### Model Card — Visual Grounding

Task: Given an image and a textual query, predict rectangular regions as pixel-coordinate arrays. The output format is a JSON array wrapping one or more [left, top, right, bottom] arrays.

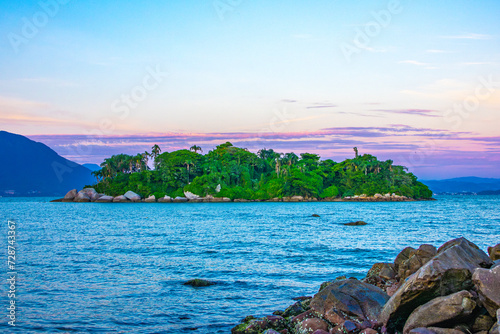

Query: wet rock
[[310, 278, 389, 323], [397, 244, 437, 281], [232, 315, 287, 334], [472, 266, 500, 317], [63, 189, 77, 202], [364, 263, 396, 285], [408, 328, 464, 334], [471, 313, 495, 333], [403, 290, 476, 334], [312, 214, 320, 217], [144, 195, 156, 202], [283, 299, 310, 318], [95, 195, 113, 203], [312, 330, 329, 334], [74, 191, 90, 202], [344, 221, 367, 226], [360, 329, 378, 334], [298, 318, 329, 334], [113, 195, 129, 203], [380, 237, 493, 333], [124, 190, 141, 202], [183, 279, 215, 287], [488, 244, 500, 261]]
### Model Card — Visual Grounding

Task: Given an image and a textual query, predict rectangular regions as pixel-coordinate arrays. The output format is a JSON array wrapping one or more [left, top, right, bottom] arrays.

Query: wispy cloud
[[440, 33, 493, 40], [372, 109, 440, 117], [306, 103, 338, 109], [398, 60, 430, 66]]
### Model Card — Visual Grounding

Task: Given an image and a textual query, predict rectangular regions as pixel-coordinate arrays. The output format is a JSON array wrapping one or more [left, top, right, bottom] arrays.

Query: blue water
[[0, 196, 499, 333]]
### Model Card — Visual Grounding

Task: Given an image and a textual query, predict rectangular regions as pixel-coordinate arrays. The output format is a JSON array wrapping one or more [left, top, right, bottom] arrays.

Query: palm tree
[[151, 145, 161, 167], [184, 159, 194, 183], [190, 145, 203, 153], [353, 147, 359, 158]]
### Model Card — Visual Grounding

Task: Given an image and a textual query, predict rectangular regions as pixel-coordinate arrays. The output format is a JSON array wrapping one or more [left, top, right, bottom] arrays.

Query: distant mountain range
[[421, 177, 500, 194], [0, 131, 96, 196]]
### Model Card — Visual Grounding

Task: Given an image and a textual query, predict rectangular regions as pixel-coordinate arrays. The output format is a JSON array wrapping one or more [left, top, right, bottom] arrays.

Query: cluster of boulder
[[231, 238, 500, 334], [52, 189, 424, 203], [342, 193, 414, 201], [50, 188, 233, 203]]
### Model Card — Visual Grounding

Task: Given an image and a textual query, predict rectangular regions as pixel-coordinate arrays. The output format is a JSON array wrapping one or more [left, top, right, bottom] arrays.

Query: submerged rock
[[183, 279, 215, 287], [344, 221, 367, 226]]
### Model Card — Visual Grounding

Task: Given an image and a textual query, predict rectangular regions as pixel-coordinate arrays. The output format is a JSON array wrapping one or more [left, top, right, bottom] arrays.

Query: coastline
[[50, 188, 436, 203]]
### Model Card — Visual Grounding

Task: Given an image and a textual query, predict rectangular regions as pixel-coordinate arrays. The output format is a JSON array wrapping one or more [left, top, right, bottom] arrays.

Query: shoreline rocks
[[231, 237, 499, 334], [51, 188, 435, 203]]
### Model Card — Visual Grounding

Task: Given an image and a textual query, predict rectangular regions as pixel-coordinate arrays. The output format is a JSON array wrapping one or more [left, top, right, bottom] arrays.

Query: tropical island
[[68, 142, 433, 202]]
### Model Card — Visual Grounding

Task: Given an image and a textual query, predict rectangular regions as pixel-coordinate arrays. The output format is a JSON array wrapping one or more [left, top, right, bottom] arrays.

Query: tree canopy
[[89, 143, 433, 200]]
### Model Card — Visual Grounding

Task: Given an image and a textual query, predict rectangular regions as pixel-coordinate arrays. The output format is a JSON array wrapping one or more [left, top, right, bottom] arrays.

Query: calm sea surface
[[0, 196, 499, 333]]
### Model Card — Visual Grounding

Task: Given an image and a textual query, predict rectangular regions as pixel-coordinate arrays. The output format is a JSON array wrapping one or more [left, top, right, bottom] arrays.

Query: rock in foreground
[[231, 237, 499, 334]]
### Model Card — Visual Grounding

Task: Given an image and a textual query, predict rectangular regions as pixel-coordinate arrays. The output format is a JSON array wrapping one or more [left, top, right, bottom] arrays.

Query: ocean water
[[0, 196, 499, 333]]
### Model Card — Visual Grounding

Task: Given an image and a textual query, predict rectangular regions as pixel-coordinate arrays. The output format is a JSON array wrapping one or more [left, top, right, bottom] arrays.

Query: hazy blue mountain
[[421, 177, 500, 194], [0, 131, 96, 196], [82, 163, 101, 172]]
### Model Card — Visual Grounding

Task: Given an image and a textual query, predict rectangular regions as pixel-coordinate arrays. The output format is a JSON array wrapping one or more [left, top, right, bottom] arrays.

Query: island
[[54, 143, 433, 203]]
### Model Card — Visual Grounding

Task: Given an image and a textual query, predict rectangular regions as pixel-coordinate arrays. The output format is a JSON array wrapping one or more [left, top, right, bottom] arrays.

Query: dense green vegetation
[[89, 143, 432, 200]]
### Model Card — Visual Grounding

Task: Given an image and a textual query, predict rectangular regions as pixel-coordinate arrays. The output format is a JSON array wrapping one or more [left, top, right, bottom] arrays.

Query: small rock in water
[[312, 214, 320, 217], [344, 221, 367, 226], [183, 279, 215, 287]]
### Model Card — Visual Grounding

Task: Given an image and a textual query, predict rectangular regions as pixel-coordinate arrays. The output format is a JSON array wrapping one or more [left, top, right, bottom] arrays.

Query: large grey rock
[[184, 191, 200, 200], [63, 189, 77, 202], [113, 195, 129, 203], [380, 237, 493, 332], [403, 290, 476, 334], [95, 195, 113, 203], [145, 195, 156, 203], [472, 266, 500, 317], [310, 278, 389, 324], [74, 191, 90, 202], [80, 188, 99, 201], [124, 191, 141, 202], [173, 196, 188, 203], [158, 195, 172, 203]]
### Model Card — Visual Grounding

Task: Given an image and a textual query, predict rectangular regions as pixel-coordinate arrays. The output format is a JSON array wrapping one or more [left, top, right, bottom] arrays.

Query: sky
[[1, 0, 499, 179]]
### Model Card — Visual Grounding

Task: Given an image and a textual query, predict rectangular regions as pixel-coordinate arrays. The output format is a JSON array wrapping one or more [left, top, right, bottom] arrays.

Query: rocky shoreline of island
[[50, 188, 436, 203], [228, 237, 500, 334]]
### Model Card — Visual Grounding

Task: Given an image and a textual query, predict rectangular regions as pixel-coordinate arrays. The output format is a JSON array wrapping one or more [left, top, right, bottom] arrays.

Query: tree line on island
[[88, 142, 433, 200]]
